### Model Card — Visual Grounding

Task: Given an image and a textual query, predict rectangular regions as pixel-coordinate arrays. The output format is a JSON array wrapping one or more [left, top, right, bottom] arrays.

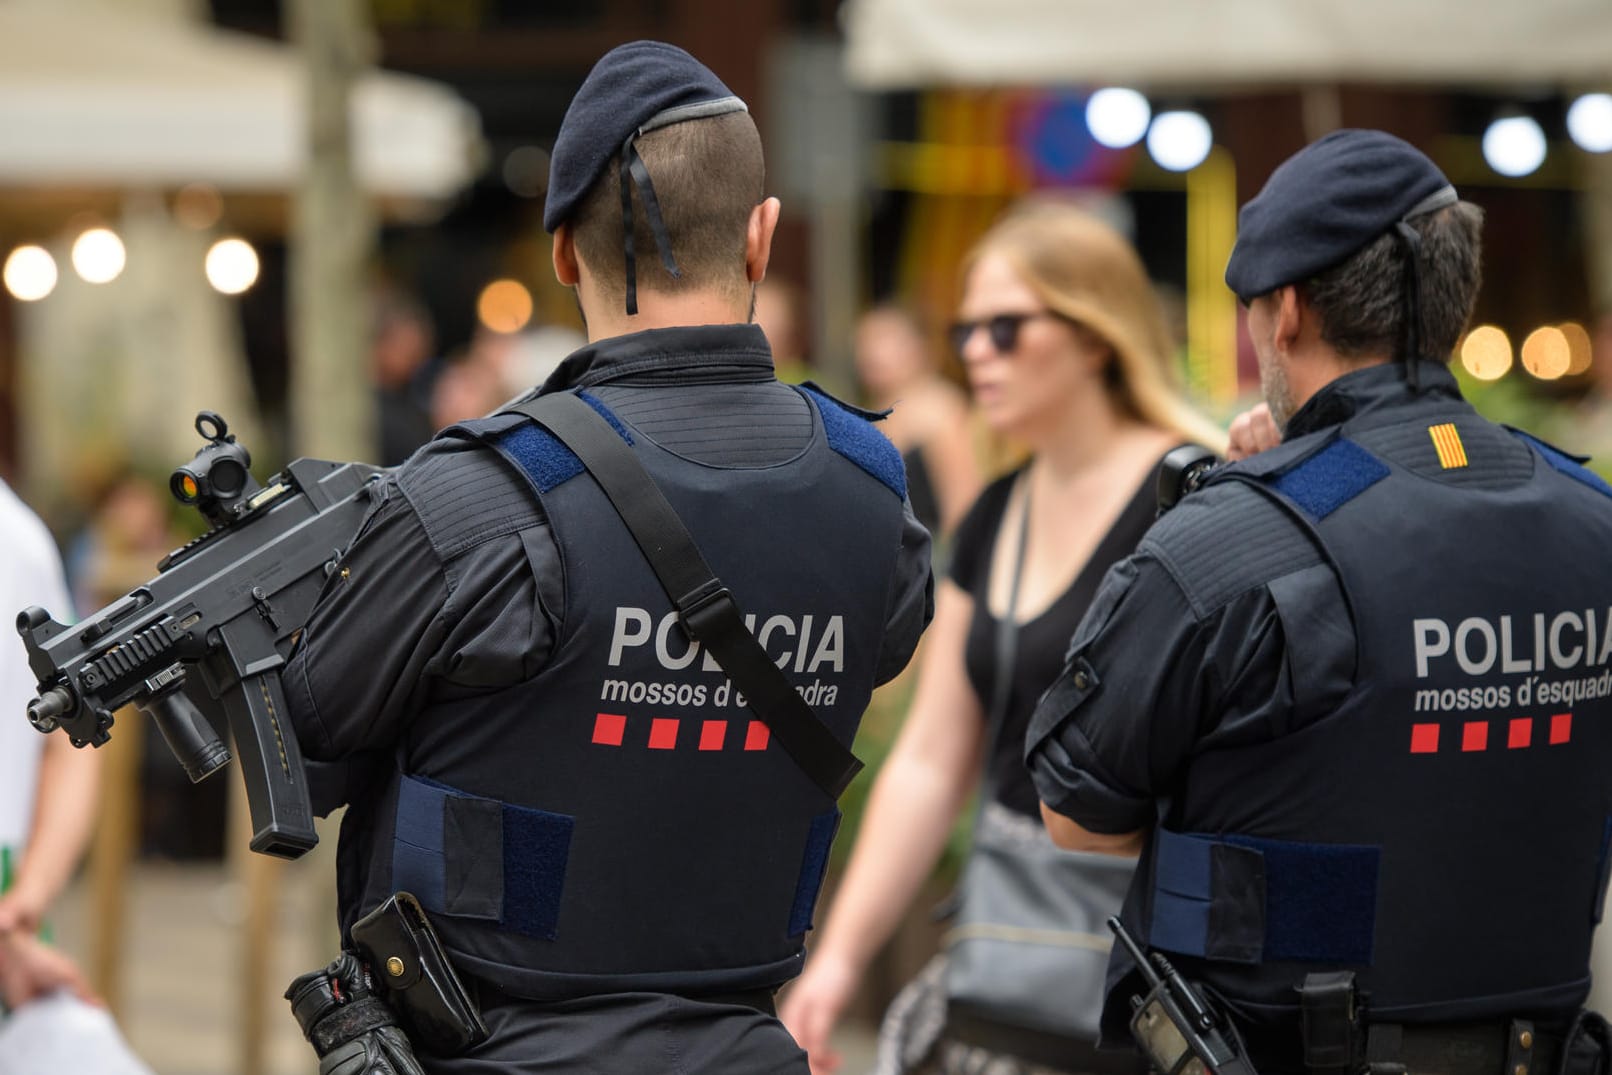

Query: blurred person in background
[[1028, 130, 1612, 1075], [0, 479, 152, 1074], [282, 41, 931, 1075], [782, 201, 1225, 1075], [371, 287, 439, 465], [853, 304, 982, 542]]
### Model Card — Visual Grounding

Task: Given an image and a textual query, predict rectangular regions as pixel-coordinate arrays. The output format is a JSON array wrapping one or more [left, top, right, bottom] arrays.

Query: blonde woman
[[782, 202, 1224, 1075]]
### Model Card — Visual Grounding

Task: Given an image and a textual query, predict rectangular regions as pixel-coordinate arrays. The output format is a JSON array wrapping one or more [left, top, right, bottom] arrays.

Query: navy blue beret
[[543, 40, 747, 233], [1224, 129, 1457, 301]]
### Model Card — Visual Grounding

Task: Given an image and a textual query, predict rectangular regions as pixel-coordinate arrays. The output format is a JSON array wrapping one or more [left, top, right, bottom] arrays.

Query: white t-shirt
[[0, 481, 73, 857]]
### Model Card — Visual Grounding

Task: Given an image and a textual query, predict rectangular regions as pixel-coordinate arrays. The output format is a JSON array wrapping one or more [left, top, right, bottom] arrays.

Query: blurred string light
[[4, 245, 58, 302], [1085, 88, 1151, 149], [1482, 115, 1547, 178], [1147, 110, 1212, 172], [1460, 325, 1513, 380], [205, 238, 259, 295], [503, 146, 551, 199], [1520, 325, 1571, 380], [1561, 320, 1593, 375], [71, 228, 126, 284], [174, 183, 224, 230], [1567, 94, 1612, 154], [477, 279, 533, 333]]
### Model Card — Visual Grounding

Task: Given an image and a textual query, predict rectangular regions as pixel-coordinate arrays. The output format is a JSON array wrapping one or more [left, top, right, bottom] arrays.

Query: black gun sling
[[506, 393, 863, 800]]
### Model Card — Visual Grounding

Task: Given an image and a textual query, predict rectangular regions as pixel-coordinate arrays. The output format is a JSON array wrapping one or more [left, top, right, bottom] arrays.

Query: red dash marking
[[1461, 721, 1488, 752], [1409, 723, 1440, 754], [1550, 712, 1573, 745], [744, 721, 770, 751], [1507, 718, 1533, 749], [699, 720, 728, 751], [592, 713, 626, 746], [648, 718, 680, 750]]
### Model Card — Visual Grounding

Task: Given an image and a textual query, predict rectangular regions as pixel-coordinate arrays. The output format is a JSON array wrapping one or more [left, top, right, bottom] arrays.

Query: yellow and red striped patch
[[1428, 423, 1468, 469]]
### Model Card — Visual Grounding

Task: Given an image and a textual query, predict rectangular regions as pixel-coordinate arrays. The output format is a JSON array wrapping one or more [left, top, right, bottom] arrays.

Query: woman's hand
[[779, 950, 861, 1074], [1226, 403, 1282, 461], [0, 932, 101, 1010]]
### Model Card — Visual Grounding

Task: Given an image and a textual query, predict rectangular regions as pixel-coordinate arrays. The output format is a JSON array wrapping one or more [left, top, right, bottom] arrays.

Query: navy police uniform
[[1026, 131, 1612, 1075], [287, 326, 932, 1073], [284, 41, 933, 1075]]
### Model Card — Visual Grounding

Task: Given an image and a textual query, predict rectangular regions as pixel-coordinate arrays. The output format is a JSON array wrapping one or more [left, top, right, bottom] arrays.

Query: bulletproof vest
[[1130, 394, 1612, 1031], [370, 386, 906, 1001]]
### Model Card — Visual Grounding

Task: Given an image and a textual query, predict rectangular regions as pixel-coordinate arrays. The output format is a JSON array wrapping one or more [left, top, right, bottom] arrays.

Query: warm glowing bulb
[[1562, 321, 1594, 376], [1147, 111, 1212, 172], [4, 245, 58, 302], [1520, 326, 1570, 380], [477, 279, 534, 334], [71, 228, 126, 284], [1460, 325, 1513, 381], [1086, 88, 1151, 149], [205, 238, 259, 295]]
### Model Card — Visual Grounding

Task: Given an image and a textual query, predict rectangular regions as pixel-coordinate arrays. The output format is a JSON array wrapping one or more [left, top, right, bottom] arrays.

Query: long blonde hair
[[962, 201, 1227, 453]]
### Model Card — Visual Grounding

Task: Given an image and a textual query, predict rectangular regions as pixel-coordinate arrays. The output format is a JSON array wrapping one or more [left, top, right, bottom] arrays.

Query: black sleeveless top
[[949, 462, 1159, 817]]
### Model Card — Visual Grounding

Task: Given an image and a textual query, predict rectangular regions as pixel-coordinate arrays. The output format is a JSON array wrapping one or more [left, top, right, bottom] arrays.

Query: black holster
[[1560, 1011, 1612, 1075], [349, 891, 489, 1056]]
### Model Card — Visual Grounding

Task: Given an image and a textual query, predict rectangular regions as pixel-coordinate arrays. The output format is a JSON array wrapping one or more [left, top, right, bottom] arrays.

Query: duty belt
[[1358, 1020, 1561, 1075]]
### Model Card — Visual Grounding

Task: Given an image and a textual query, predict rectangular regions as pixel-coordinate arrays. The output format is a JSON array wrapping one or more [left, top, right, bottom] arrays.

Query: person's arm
[[781, 580, 982, 1073], [0, 736, 99, 937], [1038, 802, 1144, 855]]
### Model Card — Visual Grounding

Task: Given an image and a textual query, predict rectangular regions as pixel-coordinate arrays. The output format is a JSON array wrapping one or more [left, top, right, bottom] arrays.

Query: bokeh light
[[1561, 321, 1594, 376], [4, 245, 58, 302], [1520, 326, 1570, 380], [1567, 94, 1612, 153], [502, 146, 551, 199], [1085, 88, 1151, 149], [1482, 115, 1546, 178], [174, 183, 224, 230], [1460, 325, 1513, 381], [71, 227, 126, 284], [1146, 110, 1212, 172], [205, 238, 260, 295], [477, 279, 533, 334]]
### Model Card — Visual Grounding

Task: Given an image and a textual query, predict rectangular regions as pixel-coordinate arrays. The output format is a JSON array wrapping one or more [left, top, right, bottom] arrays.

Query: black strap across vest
[[506, 393, 864, 800]]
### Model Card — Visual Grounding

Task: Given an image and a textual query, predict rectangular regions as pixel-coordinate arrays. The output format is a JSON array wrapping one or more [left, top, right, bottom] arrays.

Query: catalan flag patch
[[1429, 423, 1468, 469]]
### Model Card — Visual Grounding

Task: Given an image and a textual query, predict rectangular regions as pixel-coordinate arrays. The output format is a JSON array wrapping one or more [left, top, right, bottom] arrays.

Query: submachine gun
[[18, 412, 381, 859]]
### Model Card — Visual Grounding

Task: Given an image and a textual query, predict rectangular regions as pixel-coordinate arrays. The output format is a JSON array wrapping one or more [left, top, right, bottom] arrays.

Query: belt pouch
[[350, 891, 490, 1056], [1299, 971, 1359, 1075]]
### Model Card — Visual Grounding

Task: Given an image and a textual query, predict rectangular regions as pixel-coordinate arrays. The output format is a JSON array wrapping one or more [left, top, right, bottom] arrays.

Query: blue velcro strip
[[800, 386, 907, 499], [1150, 829, 1214, 957], [788, 809, 841, 936], [1225, 834, 1377, 964], [501, 801, 575, 941], [393, 775, 447, 913], [492, 392, 634, 494], [1270, 438, 1389, 520], [1513, 430, 1612, 500], [1152, 830, 1377, 966], [495, 422, 583, 493]]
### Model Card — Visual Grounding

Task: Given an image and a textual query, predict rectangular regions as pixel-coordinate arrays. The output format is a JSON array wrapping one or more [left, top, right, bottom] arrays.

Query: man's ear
[[1273, 285, 1303, 356], [552, 223, 580, 287], [745, 197, 782, 284]]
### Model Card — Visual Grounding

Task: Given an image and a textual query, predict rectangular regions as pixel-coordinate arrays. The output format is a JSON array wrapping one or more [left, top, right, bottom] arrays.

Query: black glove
[[287, 953, 428, 1075]]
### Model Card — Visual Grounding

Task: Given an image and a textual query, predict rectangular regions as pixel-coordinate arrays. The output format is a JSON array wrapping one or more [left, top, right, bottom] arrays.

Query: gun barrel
[[26, 686, 74, 732]]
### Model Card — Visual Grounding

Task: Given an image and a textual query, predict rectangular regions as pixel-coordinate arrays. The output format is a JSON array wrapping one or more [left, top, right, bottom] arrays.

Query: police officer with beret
[[1026, 128, 1612, 1075], [282, 41, 933, 1074]]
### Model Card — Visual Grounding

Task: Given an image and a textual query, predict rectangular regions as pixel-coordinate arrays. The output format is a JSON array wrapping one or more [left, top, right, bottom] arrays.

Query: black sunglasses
[[947, 311, 1073, 357]]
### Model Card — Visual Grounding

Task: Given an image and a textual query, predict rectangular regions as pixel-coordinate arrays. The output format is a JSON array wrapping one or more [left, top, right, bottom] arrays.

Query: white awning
[[843, 0, 1612, 91], [0, 3, 481, 201]]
